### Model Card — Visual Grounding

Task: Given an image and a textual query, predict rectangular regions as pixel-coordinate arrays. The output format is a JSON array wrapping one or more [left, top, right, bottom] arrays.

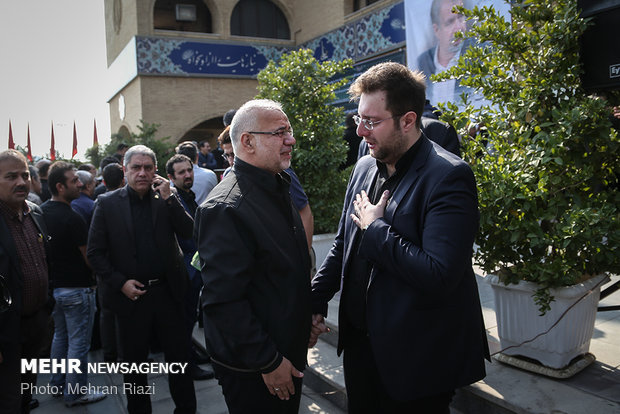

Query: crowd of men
[[0, 61, 489, 414]]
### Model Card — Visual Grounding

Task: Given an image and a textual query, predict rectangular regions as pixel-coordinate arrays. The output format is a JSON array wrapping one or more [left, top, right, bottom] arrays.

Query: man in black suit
[[87, 145, 196, 414], [0, 150, 51, 413], [310, 62, 488, 413]]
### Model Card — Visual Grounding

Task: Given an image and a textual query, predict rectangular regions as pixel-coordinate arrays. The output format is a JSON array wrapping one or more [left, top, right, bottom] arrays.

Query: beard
[[370, 128, 408, 165]]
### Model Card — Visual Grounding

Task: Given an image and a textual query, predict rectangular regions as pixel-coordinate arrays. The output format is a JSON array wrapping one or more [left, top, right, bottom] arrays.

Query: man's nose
[[285, 135, 296, 146], [356, 123, 369, 137]]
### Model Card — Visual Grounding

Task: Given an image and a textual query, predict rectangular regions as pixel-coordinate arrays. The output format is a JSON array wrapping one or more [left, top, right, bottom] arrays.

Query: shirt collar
[[376, 137, 423, 178], [0, 200, 31, 222], [233, 158, 290, 194]]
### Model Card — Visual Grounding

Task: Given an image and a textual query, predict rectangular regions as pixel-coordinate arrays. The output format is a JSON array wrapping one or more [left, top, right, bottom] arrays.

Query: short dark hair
[[0, 150, 28, 169], [223, 109, 237, 127], [175, 141, 198, 163], [198, 141, 209, 149], [166, 154, 193, 177], [116, 143, 129, 151], [78, 163, 96, 172], [102, 163, 124, 190], [348, 62, 426, 129], [28, 165, 39, 181], [100, 156, 120, 170], [48, 161, 75, 196]]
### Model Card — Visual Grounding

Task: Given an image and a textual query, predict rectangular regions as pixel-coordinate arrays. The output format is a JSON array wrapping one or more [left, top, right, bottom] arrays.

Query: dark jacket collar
[[233, 158, 291, 195]]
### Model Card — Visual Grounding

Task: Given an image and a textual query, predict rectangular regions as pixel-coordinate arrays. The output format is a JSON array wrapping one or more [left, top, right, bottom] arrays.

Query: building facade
[[104, 0, 406, 146]]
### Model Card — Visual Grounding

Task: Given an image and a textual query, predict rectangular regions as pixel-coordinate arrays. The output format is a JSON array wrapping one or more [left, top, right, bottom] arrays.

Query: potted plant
[[437, 0, 619, 370]]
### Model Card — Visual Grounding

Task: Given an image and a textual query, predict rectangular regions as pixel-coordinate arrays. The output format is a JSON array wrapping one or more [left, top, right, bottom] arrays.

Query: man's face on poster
[[434, 0, 467, 54]]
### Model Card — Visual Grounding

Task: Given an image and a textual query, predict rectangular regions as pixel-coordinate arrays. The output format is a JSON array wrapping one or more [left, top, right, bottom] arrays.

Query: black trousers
[[0, 307, 52, 414], [343, 327, 454, 414], [116, 284, 196, 414], [212, 363, 303, 414]]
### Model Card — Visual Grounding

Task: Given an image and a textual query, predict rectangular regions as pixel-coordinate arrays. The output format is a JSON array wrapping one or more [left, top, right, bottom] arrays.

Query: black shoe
[[28, 398, 39, 410], [190, 363, 215, 381]]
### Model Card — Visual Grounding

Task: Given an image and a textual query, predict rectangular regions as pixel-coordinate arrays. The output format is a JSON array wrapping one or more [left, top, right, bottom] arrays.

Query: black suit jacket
[[87, 186, 193, 316], [312, 136, 489, 400], [0, 201, 49, 353]]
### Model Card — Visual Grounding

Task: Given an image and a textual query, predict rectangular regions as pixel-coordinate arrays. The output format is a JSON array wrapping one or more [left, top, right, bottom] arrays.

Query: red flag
[[26, 124, 33, 162], [8, 120, 15, 149], [72, 122, 78, 158], [93, 119, 99, 146], [50, 122, 56, 161]]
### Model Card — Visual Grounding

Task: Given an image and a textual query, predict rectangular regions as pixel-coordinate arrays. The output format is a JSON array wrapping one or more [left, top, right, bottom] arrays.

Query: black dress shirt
[[127, 187, 165, 282], [343, 138, 422, 331]]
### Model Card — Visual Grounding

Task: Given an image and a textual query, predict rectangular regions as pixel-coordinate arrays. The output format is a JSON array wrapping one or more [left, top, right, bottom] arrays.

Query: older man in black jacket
[[194, 99, 311, 414], [87, 145, 196, 414]]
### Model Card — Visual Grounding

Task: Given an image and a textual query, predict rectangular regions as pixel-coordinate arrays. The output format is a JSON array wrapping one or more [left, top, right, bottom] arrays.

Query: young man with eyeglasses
[[194, 99, 311, 414], [309, 62, 489, 413]]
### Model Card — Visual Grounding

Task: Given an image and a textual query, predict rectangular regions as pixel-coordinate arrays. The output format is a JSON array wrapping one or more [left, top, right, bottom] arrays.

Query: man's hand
[[121, 279, 146, 301], [351, 190, 389, 230], [261, 357, 303, 400], [152, 174, 172, 200], [308, 314, 329, 348]]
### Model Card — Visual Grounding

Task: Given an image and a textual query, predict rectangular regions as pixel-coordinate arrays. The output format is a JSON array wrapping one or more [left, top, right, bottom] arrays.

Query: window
[[353, 0, 379, 12], [231, 0, 290, 40], [154, 0, 212, 33]]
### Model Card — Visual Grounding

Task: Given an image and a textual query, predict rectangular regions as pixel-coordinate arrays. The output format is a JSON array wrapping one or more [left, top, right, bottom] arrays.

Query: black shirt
[[343, 138, 422, 331], [127, 187, 165, 282], [176, 188, 198, 219], [40, 200, 93, 288]]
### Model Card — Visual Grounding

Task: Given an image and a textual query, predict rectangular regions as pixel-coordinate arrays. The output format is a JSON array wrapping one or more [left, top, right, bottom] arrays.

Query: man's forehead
[[129, 155, 154, 166], [0, 159, 28, 174], [174, 161, 192, 171]]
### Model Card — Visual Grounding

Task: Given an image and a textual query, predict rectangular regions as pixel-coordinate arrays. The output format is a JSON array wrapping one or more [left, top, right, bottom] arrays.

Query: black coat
[[312, 136, 489, 400], [87, 186, 192, 316], [194, 159, 311, 373]]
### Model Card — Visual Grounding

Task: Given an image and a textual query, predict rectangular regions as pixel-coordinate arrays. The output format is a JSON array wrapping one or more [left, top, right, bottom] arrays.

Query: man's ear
[[401, 111, 418, 133], [240, 133, 255, 153]]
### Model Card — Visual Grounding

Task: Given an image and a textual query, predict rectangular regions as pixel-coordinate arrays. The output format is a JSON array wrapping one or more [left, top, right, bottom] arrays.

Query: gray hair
[[124, 145, 157, 169], [75, 170, 94, 186], [229, 99, 284, 154]]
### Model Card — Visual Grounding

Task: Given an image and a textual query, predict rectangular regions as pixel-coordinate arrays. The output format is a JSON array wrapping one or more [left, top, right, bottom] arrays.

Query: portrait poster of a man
[[405, 0, 510, 110]]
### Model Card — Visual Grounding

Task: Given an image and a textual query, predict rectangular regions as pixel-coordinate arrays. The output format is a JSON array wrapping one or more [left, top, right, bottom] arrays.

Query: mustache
[[14, 185, 28, 193]]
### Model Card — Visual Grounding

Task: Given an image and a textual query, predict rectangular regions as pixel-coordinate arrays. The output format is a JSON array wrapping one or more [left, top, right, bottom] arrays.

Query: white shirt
[[192, 164, 217, 205]]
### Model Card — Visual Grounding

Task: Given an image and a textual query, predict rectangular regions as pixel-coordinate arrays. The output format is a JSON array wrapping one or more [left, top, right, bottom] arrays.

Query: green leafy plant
[[256, 49, 353, 233], [436, 0, 620, 313], [86, 120, 176, 176]]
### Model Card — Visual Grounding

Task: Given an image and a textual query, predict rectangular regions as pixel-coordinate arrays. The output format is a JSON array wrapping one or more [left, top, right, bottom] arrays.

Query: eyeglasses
[[353, 114, 403, 131], [247, 127, 294, 139], [221, 153, 234, 162]]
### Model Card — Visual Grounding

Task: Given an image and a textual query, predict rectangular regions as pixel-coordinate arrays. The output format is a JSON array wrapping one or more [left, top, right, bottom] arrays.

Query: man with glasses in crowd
[[309, 62, 489, 413], [194, 99, 311, 413]]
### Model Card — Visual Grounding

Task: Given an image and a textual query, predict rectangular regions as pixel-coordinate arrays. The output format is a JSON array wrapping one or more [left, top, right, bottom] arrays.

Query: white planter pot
[[488, 273, 609, 369]]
